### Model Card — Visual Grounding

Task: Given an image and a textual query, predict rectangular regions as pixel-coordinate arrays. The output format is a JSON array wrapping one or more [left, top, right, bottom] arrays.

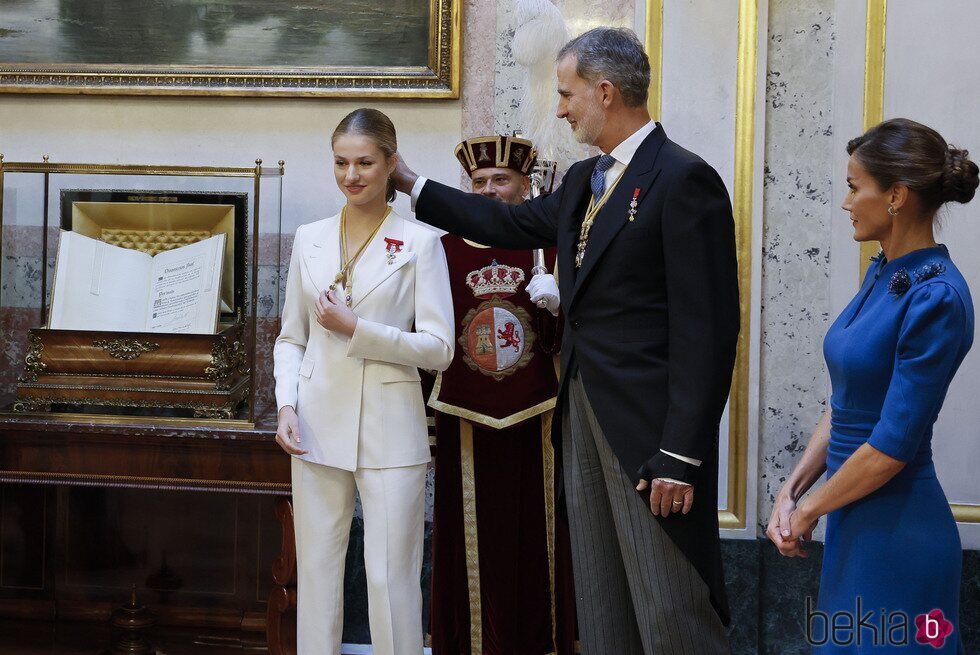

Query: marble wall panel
[[0, 307, 37, 402], [253, 316, 278, 416], [492, 0, 634, 138], [0, 226, 58, 258], [757, 0, 836, 536], [461, 0, 497, 142]]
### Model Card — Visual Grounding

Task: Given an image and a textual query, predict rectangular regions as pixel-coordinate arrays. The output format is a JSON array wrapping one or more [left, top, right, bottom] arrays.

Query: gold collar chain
[[575, 166, 626, 268], [331, 205, 392, 306]]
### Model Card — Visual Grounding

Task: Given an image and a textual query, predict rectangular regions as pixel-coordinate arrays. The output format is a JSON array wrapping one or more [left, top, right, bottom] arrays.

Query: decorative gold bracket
[[205, 325, 249, 390], [17, 333, 47, 383], [93, 338, 161, 360]]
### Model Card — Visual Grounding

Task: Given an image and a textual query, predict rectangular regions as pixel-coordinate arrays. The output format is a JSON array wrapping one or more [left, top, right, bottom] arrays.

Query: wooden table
[[0, 410, 296, 655]]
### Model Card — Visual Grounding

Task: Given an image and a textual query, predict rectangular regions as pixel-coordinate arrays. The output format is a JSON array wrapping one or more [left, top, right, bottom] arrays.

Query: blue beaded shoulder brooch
[[888, 261, 946, 297]]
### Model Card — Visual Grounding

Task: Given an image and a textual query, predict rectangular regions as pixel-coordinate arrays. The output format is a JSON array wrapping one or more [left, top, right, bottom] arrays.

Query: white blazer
[[274, 210, 454, 471]]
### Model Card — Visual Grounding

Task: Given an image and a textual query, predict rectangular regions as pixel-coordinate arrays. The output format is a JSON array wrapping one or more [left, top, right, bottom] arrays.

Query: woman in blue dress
[[767, 118, 979, 653]]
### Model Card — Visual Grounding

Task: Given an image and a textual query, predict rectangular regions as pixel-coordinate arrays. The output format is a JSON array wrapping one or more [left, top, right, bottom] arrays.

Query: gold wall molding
[[951, 504, 980, 523], [859, 0, 888, 277], [645, 0, 663, 120], [645, 0, 758, 530], [720, 0, 760, 531], [862, 0, 887, 131]]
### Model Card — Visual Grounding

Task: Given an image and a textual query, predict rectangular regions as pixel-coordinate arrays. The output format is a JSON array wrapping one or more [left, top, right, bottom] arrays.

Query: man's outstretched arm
[[392, 154, 565, 249]]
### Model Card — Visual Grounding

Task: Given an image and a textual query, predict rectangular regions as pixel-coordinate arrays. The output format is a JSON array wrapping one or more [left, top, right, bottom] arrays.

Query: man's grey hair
[[557, 27, 651, 108]]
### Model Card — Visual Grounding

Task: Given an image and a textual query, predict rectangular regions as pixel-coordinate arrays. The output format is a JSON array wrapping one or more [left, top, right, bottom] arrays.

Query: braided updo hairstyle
[[846, 118, 979, 213]]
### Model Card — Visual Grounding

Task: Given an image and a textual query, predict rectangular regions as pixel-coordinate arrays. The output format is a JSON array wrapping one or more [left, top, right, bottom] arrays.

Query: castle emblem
[[459, 261, 535, 379]]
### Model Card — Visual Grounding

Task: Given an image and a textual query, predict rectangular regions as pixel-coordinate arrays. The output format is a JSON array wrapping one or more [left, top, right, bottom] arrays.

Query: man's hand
[[315, 290, 358, 336], [391, 152, 420, 195], [636, 478, 694, 516], [526, 273, 560, 316], [275, 406, 307, 456]]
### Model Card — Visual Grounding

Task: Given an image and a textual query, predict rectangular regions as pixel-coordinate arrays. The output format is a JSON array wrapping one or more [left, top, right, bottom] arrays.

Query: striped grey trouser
[[562, 373, 730, 654]]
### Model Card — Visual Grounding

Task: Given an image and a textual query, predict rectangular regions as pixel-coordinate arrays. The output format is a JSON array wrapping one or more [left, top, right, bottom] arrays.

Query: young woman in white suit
[[273, 108, 454, 655]]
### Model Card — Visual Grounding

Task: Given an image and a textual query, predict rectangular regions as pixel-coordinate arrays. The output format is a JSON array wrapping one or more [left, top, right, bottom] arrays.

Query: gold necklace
[[330, 205, 392, 306], [575, 167, 626, 268]]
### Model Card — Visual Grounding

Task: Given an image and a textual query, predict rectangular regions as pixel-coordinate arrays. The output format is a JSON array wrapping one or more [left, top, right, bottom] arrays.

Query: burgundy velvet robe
[[428, 235, 576, 655]]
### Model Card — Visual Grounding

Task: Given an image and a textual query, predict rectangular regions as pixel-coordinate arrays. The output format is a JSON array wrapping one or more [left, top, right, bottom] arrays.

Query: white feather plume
[[511, 0, 585, 169]]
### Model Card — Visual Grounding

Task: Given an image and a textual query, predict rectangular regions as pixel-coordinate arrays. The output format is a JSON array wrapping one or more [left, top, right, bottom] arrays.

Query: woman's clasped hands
[[766, 492, 819, 558]]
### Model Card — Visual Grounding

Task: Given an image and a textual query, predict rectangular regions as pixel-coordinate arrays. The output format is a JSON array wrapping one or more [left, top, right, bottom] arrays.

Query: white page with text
[[49, 232, 152, 332], [145, 233, 225, 334]]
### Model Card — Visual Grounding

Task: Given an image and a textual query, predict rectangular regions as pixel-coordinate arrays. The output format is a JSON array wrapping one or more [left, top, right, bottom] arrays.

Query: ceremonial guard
[[428, 135, 576, 655]]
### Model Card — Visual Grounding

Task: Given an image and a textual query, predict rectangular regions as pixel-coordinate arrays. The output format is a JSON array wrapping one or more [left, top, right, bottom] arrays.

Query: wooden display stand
[[0, 157, 293, 650], [14, 323, 249, 419]]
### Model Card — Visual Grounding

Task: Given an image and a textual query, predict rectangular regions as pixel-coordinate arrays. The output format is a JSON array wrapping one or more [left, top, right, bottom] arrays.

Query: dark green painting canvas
[[0, 0, 428, 66], [0, 0, 458, 96]]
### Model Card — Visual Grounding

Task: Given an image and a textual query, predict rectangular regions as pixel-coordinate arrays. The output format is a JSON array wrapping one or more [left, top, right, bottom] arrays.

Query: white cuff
[[410, 176, 428, 212], [345, 316, 377, 359], [655, 477, 692, 486], [661, 448, 702, 467]]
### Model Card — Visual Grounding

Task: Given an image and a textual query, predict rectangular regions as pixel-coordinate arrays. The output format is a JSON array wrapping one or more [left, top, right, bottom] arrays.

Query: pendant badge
[[384, 238, 404, 265], [628, 187, 641, 222]]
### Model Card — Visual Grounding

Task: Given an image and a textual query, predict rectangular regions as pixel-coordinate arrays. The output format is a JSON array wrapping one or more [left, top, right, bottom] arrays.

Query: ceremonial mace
[[529, 158, 558, 307]]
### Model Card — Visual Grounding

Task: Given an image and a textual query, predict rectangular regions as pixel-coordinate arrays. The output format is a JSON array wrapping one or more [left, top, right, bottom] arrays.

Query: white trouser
[[291, 457, 427, 655]]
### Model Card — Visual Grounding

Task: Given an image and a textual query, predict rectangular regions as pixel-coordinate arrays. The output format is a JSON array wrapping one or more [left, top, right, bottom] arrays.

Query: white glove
[[526, 273, 560, 316]]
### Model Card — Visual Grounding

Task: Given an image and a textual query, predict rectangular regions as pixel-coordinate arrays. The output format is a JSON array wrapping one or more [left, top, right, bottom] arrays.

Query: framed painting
[[0, 0, 460, 98]]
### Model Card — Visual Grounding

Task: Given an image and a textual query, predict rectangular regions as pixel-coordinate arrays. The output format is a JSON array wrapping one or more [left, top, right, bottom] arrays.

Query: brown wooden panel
[[256, 495, 282, 604], [0, 618, 270, 654], [0, 411, 292, 639], [0, 484, 48, 590], [62, 488, 239, 596], [0, 598, 56, 620], [0, 417, 289, 494]]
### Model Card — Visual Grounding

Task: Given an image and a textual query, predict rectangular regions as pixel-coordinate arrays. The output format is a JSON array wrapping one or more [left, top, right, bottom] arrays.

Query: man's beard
[[573, 102, 606, 146], [498, 189, 525, 205]]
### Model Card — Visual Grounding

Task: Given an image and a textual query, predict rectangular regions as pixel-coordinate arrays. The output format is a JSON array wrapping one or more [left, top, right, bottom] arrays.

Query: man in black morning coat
[[393, 27, 739, 655]]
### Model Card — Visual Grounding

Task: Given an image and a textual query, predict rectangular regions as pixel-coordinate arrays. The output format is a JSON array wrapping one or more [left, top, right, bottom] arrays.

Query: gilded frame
[[0, 0, 461, 98]]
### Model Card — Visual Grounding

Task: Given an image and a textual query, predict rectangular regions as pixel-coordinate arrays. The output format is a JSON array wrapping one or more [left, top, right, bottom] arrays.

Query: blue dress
[[819, 245, 973, 654]]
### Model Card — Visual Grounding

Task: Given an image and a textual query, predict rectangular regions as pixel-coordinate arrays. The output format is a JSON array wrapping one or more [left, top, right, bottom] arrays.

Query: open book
[[49, 231, 226, 334]]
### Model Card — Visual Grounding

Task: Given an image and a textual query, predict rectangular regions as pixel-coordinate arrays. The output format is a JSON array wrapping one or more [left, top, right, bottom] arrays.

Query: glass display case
[[0, 156, 284, 425]]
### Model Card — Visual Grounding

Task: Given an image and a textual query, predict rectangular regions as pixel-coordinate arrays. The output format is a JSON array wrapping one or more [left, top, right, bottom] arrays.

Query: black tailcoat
[[416, 125, 739, 624]]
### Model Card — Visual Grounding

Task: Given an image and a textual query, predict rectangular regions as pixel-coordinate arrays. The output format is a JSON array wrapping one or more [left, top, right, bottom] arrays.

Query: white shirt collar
[[608, 120, 659, 167]]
